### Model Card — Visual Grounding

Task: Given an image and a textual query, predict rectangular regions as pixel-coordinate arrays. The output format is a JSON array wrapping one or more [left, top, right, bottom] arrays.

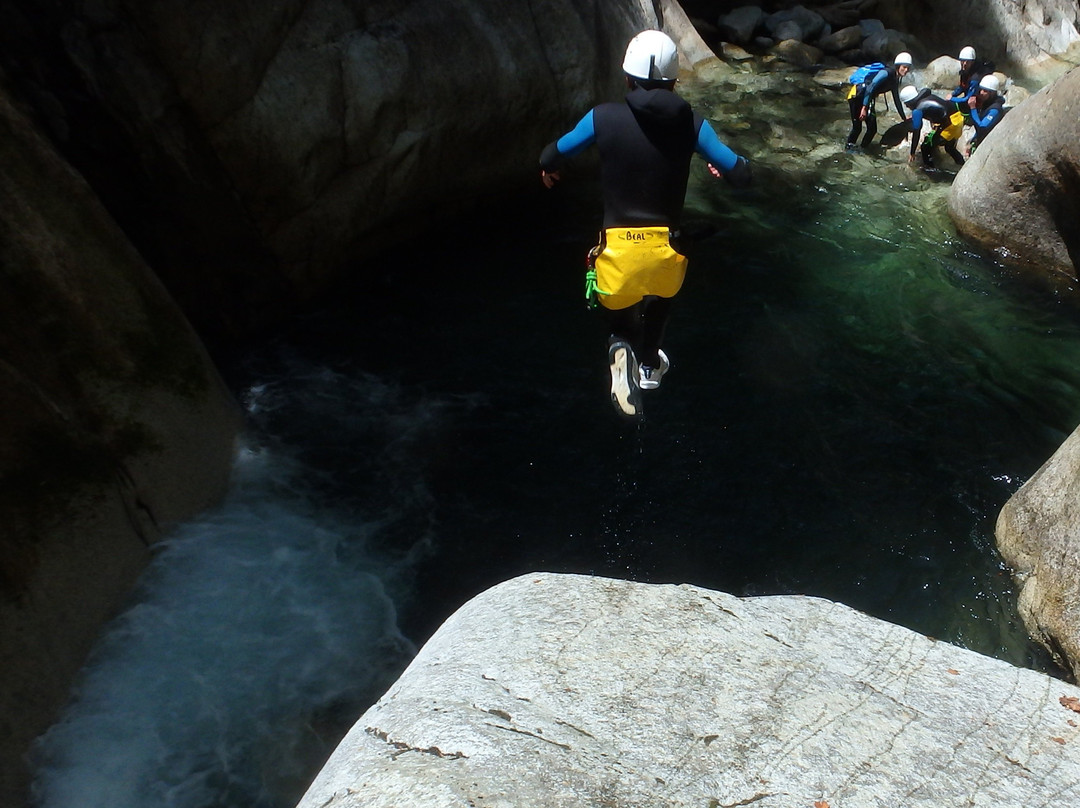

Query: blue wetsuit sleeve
[[694, 119, 739, 173], [971, 105, 1002, 129], [862, 69, 889, 107], [540, 109, 595, 171], [909, 109, 923, 155], [951, 79, 976, 103], [555, 110, 596, 158]]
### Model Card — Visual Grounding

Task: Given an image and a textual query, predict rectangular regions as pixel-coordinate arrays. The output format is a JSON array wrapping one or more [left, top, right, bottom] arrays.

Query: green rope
[[584, 269, 610, 309]]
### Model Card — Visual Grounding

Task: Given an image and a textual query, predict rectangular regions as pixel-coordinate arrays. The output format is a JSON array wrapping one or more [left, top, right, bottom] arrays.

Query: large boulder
[[0, 78, 241, 807], [948, 67, 1080, 286], [997, 424, 1080, 679], [297, 573, 1080, 808]]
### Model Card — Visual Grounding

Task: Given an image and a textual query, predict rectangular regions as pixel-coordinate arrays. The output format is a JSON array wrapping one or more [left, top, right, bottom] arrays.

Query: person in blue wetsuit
[[899, 85, 965, 169], [949, 46, 981, 107], [845, 52, 911, 150], [966, 73, 1006, 156], [539, 29, 751, 419]]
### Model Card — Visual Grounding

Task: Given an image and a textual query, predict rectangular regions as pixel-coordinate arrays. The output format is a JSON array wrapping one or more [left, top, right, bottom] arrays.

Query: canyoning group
[[846, 45, 1006, 167]]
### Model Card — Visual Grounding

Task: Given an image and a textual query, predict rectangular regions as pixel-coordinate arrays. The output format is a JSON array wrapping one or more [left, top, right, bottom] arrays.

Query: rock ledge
[[297, 573, 1080, 808]]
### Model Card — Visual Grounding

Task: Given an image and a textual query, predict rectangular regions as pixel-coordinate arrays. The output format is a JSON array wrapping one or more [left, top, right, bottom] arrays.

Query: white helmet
[[894, 51, 913, 66], [959, 46, 976, 61], [622, 29, 679, 81], [979, 74, 1000, 93], [899, 85, 920, 106]]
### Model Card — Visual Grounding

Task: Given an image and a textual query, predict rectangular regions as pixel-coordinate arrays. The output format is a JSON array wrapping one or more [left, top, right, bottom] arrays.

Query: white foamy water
[[29, 362, 472, 808]]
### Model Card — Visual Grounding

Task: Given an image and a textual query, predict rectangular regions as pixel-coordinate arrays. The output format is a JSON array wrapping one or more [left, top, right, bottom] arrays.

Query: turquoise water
[[31, 64, 1080, 808]]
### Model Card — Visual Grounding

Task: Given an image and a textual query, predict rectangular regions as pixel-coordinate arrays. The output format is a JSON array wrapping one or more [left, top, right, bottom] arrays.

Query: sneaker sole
[[608, 342, 642, 418]]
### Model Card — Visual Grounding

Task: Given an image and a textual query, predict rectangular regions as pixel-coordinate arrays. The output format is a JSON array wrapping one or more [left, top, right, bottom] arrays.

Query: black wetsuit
[[908, 91, 964, 167]]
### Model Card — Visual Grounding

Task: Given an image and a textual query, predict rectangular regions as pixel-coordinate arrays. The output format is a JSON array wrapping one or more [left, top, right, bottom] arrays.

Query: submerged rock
[[297, 573, 1080, 808]]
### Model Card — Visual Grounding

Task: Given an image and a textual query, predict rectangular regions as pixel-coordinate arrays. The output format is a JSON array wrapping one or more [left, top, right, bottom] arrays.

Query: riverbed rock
[[770, 38, 824, 68], [718, 5, 766, 46], [997, 424, 1080, 680], [296, 573, 1080, 808], [0, 78, 242, 808], [818, 24, 863, 54], [948, 67, 1080, 286], [764, 6, 827, 44]]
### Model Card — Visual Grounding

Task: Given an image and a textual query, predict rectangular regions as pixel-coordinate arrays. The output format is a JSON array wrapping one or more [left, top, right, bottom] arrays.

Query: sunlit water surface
[[30, 65, 1080, 808]]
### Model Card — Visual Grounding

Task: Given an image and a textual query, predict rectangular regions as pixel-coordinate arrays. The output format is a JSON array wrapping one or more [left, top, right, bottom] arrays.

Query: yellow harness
[[940, 110, 966, 141], [591, 227, 687, 310]]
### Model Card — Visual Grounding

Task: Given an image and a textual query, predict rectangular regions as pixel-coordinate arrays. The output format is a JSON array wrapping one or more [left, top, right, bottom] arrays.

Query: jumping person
[[966, 73, 1006, 156], [845, 52, 912, 151], [539, 29, 751, 419], [899, 85, 965, 169]]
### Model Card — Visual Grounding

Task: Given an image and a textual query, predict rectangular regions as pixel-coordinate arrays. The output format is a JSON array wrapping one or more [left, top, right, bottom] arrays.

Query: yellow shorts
[[592, 227, 687, 310]]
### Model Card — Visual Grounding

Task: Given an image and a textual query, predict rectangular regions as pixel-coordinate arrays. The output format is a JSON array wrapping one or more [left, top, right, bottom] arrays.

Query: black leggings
[[847, 93, 877, 147], [921, 130, 965, 166], [606, 295, 672, 368]]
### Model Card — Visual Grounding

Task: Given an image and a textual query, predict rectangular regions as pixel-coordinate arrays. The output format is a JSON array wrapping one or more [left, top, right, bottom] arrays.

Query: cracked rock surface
[[297, 573, 1080, 807]]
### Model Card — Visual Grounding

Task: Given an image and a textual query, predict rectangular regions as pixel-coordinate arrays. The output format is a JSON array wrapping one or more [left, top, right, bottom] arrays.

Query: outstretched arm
[[951, 79, 976, 103], [890, 86, 908, 120], [908, 110, 923, 160], [696, 119, 751, 188], [539, 110, 596, 187]]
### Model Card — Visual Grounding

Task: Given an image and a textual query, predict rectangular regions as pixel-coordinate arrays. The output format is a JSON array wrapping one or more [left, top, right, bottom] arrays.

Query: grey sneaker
[[638, 349, 670, 390], [608, 340, 642, 418]]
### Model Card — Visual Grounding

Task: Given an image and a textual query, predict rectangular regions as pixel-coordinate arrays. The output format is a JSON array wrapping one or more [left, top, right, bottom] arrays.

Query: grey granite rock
[[297, 573, 1080, 808]]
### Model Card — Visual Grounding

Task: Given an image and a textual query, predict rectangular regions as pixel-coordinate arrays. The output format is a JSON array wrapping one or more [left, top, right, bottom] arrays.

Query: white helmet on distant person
[[899, 85, 920, 106], [979, 73, 1000, 93], [958, 46, 976, 61], [894, 51, 913, 66], [623, 29, 679, 82]]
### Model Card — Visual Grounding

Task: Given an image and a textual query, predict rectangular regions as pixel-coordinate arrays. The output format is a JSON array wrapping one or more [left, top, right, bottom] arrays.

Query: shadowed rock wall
[[0, 76, 241, 807]]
